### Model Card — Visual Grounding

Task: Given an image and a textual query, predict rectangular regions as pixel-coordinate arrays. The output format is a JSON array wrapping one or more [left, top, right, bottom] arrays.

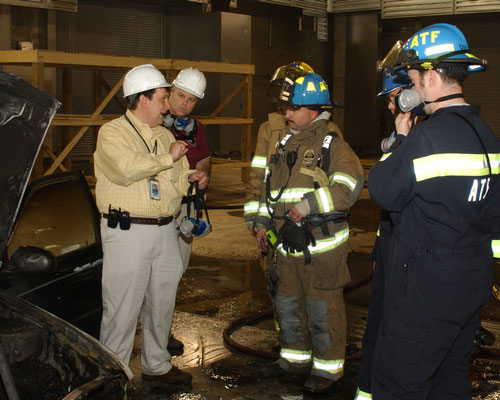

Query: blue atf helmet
[[279, 72, 331, 109], [394, 23, 487, 79], [377, 67, 412, 98]]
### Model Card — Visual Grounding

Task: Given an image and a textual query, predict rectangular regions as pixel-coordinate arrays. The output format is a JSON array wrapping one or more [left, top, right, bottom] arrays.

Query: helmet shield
[[378, 40, 405, 71], [268, 61, 314, 104]]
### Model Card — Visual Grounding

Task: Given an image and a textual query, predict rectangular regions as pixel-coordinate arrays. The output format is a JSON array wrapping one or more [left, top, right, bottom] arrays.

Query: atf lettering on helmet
[[394, 23, 486, 74], [280, 72, 331, 108], [409, 30, 441, 51]]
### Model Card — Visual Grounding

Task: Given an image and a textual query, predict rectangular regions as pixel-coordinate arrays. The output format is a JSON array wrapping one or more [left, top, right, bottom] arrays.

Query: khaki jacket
[[244, 112, 343, 225], [255, 117, 363, 285]]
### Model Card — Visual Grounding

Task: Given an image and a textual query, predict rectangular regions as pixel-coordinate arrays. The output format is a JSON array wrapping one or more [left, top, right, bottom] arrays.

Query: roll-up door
[[55, 0, 162, 160]]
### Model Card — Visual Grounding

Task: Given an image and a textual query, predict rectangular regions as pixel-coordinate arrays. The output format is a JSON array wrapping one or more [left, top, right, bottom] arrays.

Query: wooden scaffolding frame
[[0, 49, 254, 177]]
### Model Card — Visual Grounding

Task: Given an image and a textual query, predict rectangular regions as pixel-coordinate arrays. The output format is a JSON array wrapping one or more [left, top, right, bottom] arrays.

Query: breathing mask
[[163, 114, 198, 144], [395, 88, 423, 113], [179, 181, 212, 238], [395, 90, 465, 115]]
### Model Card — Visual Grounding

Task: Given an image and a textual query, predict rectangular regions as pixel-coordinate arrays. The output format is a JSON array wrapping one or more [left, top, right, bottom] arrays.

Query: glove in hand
[[279, 217, 314, 254]]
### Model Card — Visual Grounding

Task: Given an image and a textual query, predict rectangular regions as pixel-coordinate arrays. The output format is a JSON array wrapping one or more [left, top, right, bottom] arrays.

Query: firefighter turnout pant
[[371, 233, 493, 400], [275, 249, 347, 381]]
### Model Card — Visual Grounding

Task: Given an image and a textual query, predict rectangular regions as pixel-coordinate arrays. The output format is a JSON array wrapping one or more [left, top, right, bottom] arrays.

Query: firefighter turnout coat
[[244, 112, 343, 228], [367, 104, 500, 399], [256, 116, 364, 381]]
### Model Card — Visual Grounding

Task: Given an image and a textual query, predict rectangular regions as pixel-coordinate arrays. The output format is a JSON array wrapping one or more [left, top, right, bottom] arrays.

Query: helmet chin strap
[[412, 93, 465, 126]]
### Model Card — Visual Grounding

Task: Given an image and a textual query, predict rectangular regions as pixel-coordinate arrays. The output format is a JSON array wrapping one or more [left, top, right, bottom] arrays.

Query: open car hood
[[0, 289, 132, 399], [0, 71, 60, 262]]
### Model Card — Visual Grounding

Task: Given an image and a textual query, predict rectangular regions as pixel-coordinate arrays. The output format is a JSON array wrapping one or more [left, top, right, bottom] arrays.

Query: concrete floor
[[123, 165, 500, 400]]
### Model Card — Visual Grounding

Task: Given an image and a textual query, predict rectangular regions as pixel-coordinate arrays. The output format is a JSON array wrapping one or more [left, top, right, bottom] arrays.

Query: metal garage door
[[55, 0, 163, 160]]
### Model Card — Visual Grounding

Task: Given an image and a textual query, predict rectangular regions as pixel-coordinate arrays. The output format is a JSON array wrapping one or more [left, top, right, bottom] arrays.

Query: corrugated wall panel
[[327, 0, 380, 13], [455, 0, 500, 14], [48, 0, 76, 11], [459, 18, 500, 139], [382, 0, 453, 18], [55, 0, 162, 160]]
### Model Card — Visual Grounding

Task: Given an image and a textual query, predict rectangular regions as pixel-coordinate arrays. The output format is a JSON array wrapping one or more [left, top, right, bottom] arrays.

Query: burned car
[[0, 71, 132, 399]]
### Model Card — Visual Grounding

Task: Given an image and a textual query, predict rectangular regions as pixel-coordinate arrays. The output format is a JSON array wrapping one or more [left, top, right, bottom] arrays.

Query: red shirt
[[185, 121, 210, 169]]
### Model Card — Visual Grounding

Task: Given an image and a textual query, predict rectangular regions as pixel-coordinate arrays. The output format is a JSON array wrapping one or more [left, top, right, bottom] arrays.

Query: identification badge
[[148, 176, 160, 200]]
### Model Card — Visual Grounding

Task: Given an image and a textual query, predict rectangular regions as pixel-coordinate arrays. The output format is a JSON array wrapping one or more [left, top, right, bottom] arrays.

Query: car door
[[2, 170, 103, 338]]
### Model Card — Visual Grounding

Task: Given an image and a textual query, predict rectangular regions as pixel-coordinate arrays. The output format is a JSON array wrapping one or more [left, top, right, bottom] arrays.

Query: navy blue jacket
[[368, 104, 500, 254]]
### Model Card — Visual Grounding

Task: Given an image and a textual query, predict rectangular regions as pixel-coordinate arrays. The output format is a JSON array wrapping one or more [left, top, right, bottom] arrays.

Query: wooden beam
[[209, 78, 246, 117], [0, 50, 255, 74], [44, 73, 126, 175], [51, 114, 253, 126], [62, 68, 73, 169], [212, 161, 251, 169], [240, 74, 253, 182], [98, 74, 127, 112], [32, 61, 45, 178], [42, 145, 68, 172]]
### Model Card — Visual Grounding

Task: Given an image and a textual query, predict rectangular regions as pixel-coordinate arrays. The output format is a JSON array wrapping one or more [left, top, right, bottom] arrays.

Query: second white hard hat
[[123, 64, 171, 98], [173, 67, 206, 99]]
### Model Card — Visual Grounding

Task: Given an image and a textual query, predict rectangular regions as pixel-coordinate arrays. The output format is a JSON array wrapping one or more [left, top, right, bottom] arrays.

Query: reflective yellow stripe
[[269, 188, 313, 203], [277, 226, 349, 256], [244, 201, 259, 215], [251, 155, 267, 169], [329, 172, 357, 191], [280, 348, 312, 364], [314, 186, 334, 213], [376, 226, 380, 237], [413, 153, 500, 182], [379, 152, 392, 161], [493, 239, 500, 258], [354, 388, 373, 400], [312, 357, 344, 375], [257, 204, 271, 217]]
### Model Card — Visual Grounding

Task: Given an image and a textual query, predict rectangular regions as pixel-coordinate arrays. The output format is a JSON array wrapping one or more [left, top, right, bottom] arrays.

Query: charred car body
[[0, 71, 131, 399]]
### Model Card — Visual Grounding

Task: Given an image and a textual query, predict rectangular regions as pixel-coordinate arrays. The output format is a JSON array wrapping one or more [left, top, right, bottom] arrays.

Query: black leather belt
[[103, 214, 173, 226]]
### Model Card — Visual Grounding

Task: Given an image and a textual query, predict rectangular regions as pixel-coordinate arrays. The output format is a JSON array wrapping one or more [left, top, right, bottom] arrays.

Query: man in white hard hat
[[164, 67, 211, 270], [94, 63, 208, 387], [163, 67, 211, 355]]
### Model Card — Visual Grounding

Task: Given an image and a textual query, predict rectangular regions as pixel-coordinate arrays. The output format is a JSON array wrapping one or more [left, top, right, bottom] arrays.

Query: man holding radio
[[94, 64, 207, 386]]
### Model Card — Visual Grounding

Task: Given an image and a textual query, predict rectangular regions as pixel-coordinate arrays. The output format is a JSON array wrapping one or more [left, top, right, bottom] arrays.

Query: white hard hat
[[123, 64, 171, 98], [173, 67, 206, 99]]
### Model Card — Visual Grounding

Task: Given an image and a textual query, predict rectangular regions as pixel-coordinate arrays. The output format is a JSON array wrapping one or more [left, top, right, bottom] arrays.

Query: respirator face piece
[[396, 88, 423, 113], [179, 216, 211, 238], [179, 181, 212, 239]]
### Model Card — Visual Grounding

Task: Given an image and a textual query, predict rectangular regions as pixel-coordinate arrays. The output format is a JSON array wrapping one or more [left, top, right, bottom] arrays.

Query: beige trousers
[[175, 202, 193, 273], [99, 219, 183, 375]]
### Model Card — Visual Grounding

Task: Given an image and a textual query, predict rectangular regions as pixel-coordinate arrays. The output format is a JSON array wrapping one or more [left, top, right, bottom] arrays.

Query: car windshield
[[7, 179, 97, 257]]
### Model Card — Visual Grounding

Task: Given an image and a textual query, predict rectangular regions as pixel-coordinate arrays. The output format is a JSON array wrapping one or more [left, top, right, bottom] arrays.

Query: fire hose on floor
[[222, 275, 500, 381], [223, 273, 373, 361]]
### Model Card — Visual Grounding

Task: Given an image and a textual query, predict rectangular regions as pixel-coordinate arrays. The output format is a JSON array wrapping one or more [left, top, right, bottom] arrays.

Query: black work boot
[[303, 375, 338, 394], [167, 334, 184, 356], [260, 360, 309, 380]]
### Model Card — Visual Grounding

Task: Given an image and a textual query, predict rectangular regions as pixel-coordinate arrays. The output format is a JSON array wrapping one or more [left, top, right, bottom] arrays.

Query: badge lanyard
[[124, 114, 160, 200]]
